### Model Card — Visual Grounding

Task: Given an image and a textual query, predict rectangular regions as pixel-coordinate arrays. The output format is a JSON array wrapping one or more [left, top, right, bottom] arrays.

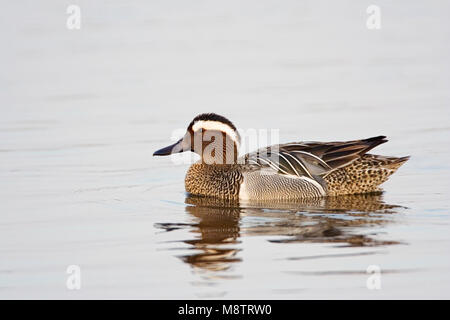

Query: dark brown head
[[153, 113, 241, 164]]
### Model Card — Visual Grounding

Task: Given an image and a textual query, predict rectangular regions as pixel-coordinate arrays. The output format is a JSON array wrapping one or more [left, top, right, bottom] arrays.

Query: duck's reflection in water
[[156, 193, 405, 273], [181, 198, 242, 272]]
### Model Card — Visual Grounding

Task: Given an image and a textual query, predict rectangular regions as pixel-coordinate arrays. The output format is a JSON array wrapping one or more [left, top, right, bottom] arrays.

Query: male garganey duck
[[154, 113, 409, 200]]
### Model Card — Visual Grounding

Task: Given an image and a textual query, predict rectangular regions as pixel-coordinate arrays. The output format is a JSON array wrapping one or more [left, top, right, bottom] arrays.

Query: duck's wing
[[241, 136, 388, 179]]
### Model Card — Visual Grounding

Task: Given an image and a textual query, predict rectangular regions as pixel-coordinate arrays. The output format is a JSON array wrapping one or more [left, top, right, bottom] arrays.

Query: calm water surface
[[1, 1, 450, 298]]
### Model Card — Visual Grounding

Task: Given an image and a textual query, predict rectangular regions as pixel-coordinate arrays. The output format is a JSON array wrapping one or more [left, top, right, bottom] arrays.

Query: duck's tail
[[324, 154, 409, 196], [380, 155, 410, 170]]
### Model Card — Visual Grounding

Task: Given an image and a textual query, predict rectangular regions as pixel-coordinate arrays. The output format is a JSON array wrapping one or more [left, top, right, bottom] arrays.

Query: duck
[[153, 113, 409, 200]]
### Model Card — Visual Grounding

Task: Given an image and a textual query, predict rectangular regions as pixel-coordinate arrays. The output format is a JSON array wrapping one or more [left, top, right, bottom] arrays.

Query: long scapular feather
[[279, 151, 313, 179]]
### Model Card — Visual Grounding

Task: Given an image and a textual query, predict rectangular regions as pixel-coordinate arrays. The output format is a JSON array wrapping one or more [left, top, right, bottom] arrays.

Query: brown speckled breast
[[185, 163, 243, 199]]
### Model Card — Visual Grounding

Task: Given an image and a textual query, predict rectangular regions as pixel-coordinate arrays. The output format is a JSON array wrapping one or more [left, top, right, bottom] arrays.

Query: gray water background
[[1, 0, 449, 298]]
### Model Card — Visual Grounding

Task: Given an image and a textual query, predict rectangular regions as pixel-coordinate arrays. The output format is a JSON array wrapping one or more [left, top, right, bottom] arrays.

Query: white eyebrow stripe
[[192, 120, 240, 145]]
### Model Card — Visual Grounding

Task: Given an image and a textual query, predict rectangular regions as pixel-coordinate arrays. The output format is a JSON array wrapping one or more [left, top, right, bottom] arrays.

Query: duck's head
[[153, 113, 241, 164]]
